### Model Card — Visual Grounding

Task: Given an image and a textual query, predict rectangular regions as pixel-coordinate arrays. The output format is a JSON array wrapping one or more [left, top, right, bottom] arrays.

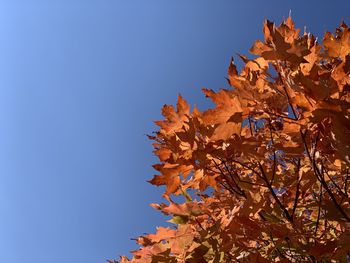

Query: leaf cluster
[[115, 17, 350, 262]]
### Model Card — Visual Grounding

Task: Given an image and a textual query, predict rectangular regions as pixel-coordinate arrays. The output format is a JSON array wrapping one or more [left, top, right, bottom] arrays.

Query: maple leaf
[[155, 95, 190, 134], [202, 89, 242, 140], [323, 22, 350, 59]]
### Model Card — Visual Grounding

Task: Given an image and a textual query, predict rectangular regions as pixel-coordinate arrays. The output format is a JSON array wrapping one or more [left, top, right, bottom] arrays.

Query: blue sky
[[0, 1, 349, 262]]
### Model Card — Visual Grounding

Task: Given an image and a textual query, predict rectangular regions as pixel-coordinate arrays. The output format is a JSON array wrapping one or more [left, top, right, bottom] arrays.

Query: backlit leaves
[[118, 17, 350, 263]]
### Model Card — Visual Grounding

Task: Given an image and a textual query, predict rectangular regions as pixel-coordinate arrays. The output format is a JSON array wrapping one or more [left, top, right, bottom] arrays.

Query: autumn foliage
[[114, 17, 350, 262]]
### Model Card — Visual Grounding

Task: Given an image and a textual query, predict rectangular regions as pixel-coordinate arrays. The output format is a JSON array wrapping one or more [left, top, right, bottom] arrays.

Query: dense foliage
[[114, 17, 350, 262]]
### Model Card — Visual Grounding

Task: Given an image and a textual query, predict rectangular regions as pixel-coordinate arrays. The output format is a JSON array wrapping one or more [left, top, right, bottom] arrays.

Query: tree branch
[[258, 162, 293, 222], [300, 130, 350, 222]]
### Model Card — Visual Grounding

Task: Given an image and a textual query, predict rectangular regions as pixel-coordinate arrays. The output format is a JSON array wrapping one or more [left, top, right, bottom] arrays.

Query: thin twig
[[292, 159, 301, 218], [258, 162, 293, 222], [300, 130, 350, 222], [315, 184, 323, 237]]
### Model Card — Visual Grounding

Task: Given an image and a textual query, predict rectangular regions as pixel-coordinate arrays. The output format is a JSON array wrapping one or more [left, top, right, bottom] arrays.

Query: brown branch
[[195, 218, 206, 232], [323, 165, 348, 199], [292, 159, 301, 218], [224, 159, 271, 188], [315, 184, 323, 237], [239, 179, 268, 188], [206, 166, 243, 196], [266, 111, 301, 123], [258, 162, 293, 222], [344, 169, 349, 197], [300, 130, 350, 222], [231, 160, 261, 178], [268, 121, 277, 186], [248, 115, 254, 136], [269, 232, 287, 259], [220, 159, 251, 197], [212, 160, 246, 198]]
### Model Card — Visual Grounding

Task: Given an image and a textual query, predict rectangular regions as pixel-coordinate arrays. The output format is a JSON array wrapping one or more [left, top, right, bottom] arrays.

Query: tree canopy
[[113, 17, 350, 262]]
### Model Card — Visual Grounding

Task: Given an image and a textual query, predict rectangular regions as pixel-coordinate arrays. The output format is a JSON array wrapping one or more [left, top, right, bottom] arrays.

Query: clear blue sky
[[0, 1, 349, 262]]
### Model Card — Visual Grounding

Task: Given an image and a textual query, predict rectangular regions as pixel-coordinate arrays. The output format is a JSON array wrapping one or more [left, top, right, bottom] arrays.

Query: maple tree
[[113, 17, 350, 262]]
